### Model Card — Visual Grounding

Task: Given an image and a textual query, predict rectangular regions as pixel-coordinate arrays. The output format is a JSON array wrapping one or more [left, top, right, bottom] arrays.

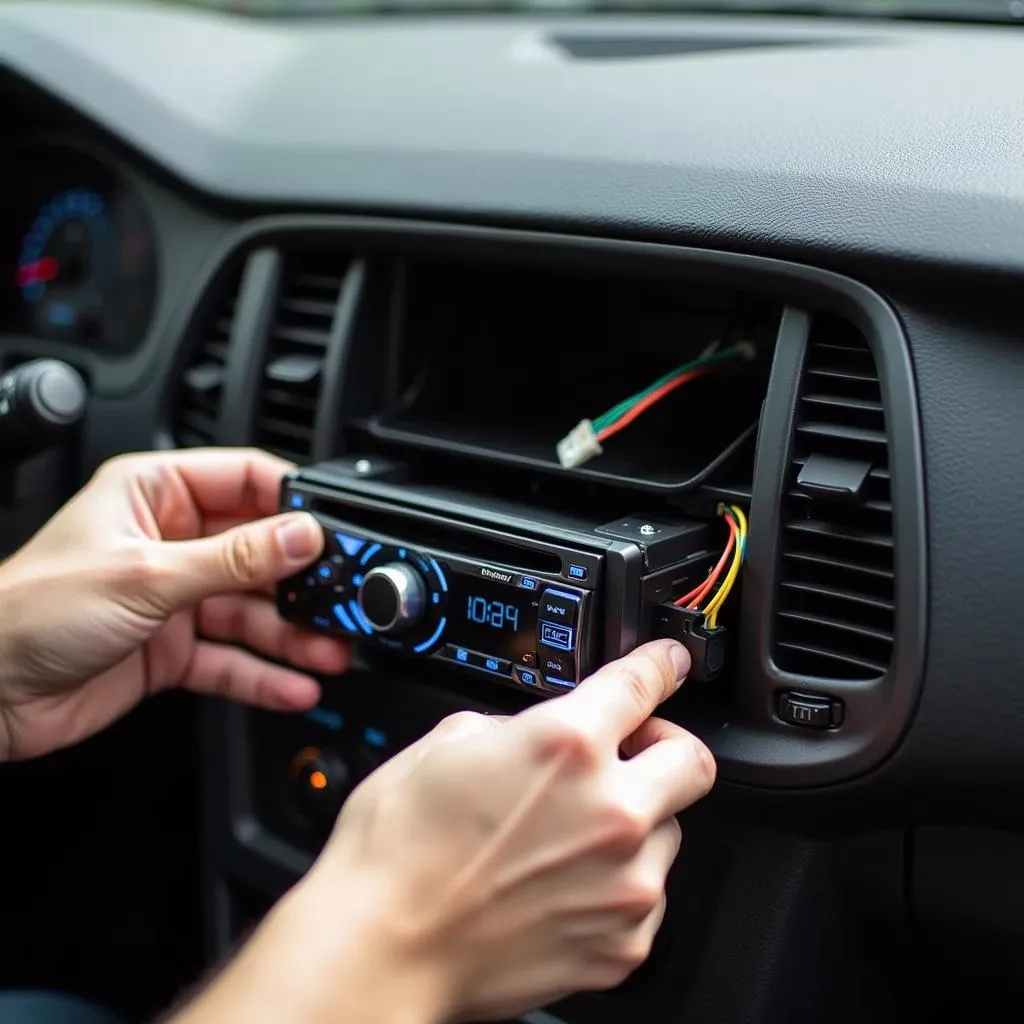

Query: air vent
[[774, 317, 894, 681], [172, 270, 241, 447], [255, 252, 346, 462]]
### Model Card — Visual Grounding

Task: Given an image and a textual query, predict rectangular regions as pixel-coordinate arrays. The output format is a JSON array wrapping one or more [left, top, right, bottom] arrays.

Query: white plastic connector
[[556, 419, 603, 469]]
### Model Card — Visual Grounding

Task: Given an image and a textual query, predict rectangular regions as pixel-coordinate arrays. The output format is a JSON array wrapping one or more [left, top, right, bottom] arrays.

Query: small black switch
[[777, 691, 843, 730]]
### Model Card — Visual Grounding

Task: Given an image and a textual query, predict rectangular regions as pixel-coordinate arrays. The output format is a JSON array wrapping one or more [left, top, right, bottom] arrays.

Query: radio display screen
[[447, 572, 539, 665]]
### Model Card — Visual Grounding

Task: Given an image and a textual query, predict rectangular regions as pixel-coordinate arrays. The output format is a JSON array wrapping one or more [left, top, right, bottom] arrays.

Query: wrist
[[174, 869, 450, 1024]]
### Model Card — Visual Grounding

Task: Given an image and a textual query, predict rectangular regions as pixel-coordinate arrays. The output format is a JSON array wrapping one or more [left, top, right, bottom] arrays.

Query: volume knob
[[358, 562, 427, 633]]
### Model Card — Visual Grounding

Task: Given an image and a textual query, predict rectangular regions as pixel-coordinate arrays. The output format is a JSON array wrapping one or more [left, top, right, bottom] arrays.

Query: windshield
[[172, 0, 1024, 24]]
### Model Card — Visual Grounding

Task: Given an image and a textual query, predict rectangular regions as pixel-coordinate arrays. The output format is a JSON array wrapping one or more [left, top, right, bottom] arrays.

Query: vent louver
[[171, 270, 241, 447], [255, 252, 346, 462], [774, 317, 894, 681]]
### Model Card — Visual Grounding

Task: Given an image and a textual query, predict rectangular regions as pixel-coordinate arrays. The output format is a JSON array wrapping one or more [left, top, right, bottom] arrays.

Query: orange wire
[[675, 513, 737, 609], [596, 368, 710, 443]]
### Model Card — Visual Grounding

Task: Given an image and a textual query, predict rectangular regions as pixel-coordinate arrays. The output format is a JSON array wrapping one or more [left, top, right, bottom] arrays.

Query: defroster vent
[[172, 269, 241, 447], [774, 316, 894, 681], [255, 252, 347, 461]]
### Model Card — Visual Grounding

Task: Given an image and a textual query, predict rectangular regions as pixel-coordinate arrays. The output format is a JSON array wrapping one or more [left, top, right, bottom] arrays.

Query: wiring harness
[[676, 502, 748, 629], [556, 341, 756, 469]]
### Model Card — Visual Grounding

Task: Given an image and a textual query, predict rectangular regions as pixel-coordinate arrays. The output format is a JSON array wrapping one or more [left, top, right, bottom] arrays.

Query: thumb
[[153, 511, 323, 608]]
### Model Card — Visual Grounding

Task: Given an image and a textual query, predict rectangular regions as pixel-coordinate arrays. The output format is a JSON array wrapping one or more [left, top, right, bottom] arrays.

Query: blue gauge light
[[16, 188, 108, 308]]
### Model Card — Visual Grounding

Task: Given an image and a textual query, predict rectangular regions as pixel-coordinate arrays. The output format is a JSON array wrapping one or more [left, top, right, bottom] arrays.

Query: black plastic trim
[[219, 248, 280, 447], [727, 295, 927, 787], [313, 259, 366, 463]]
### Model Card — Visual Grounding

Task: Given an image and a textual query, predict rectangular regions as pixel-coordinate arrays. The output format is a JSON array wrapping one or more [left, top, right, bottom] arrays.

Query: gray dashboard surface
[[1, 2, 1023, 275]]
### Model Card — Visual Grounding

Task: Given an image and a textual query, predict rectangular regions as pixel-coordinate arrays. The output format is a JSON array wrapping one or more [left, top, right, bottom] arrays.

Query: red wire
[[675, 513, 737, 609], [596, 367, 710, 443]]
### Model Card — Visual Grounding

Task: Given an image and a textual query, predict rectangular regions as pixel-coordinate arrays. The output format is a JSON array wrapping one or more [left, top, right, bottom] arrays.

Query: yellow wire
[[704, 504, 748, 629]]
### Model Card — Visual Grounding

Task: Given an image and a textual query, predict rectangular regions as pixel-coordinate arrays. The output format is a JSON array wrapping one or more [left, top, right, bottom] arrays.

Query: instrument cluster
[[0, 142, 158, 353]]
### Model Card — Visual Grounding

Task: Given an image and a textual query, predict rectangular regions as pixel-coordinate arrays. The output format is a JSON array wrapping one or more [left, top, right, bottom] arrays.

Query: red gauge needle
[[16, 257, 60, 287]]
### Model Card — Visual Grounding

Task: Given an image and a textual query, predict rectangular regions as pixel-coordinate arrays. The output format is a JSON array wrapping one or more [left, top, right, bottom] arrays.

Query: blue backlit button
[[540, 649, 574, 680], [518, 576, 539, 591], [512, 665, 540, 687], [567, 563, 589, 582], [539, 587, 581, 626], [315, 561, 335, 583], [539, 620, 575, 652], [473, 653, 511, 675], [442, 644, 473, 665], [287, 492, 306, 509], [334, 531, 365, 558], [543, 676, 577, 691]]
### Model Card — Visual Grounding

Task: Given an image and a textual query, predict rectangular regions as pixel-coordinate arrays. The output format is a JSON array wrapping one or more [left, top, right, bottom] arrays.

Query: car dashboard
[[1, 2, 1024, 1021]]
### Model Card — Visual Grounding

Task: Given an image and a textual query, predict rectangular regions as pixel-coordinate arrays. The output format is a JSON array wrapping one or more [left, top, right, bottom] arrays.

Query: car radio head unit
[[276, 460, 728, 697]]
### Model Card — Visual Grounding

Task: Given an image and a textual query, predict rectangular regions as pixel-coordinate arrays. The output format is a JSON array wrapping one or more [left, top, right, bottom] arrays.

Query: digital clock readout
[[447, 573, 538, 664]]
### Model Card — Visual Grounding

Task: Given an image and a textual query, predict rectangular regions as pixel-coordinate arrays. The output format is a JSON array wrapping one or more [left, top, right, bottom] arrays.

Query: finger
[[613, 821, 680, 924], [149, 512, 324, 609], [620, 716, 689, 759], [541, 640, 690, 746], [180, 640, 322, 711], [106, 448, 294, 526], [197, 594, 352, 675], [617, 729, 716, 824]]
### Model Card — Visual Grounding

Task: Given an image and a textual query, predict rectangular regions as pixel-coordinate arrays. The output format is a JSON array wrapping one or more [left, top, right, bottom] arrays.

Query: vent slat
[[269, 325, 331, 349], [773, 320, 895, 682], [171, 269, 242, 448], [775, 641, 888, 677], [780, 580, 894, 614], [255, 252, 348, 462]]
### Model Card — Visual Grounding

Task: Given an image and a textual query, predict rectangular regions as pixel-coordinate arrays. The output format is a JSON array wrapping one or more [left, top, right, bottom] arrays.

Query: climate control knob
[[358, 561, 427, 633]]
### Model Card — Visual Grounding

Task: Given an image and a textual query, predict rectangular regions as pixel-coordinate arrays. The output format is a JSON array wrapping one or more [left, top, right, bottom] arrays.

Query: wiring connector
[[556, 419, 603, 469], [650, 603, 728, 682]]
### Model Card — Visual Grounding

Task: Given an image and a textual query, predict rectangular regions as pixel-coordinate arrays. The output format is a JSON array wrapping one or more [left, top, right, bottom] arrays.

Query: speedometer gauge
[[18, 188, 110, 335], [0, 145, 159, 352]]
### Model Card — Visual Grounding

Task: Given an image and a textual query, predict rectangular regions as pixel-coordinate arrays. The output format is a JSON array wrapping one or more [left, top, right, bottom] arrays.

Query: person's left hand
[[0, 448, 350, 761]]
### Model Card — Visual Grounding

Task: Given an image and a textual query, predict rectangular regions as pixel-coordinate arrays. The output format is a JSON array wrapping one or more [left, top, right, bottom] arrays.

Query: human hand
[[177, 639, 715, 1024], [0, 448, 351, 761]]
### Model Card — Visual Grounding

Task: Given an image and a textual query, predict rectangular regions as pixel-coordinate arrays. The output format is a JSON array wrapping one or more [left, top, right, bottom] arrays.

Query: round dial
[[358, 562, 427, 633]]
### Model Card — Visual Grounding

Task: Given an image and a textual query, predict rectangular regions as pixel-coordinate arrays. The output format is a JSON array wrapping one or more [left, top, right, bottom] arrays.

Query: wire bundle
[[591, 342, 754, 444], [675, 503, 748, 629]]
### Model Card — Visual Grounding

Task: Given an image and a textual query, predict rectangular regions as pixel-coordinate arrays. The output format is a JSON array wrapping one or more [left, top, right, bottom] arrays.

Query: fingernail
[[277, 513, 320, 560], [668, 642, 691, 686]]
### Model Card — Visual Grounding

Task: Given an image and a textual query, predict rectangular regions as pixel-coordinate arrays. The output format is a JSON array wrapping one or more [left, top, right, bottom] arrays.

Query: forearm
[[168, 874, 446, 1024]]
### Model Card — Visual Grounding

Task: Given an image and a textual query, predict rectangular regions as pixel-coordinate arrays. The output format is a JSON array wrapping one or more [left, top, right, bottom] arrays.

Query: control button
[[539, 587, 581, 626], [478, 654, 510, 675], [363, 726, 389, 750], [539, 621, 575, 652], [288, 493, 306, 509], [334, 531, 365, 558], [290, 747, 351, 825], [332, 603, 358, 633], [518, 576, 539, 591], [543, 676, 576, 691], [521, 651, 538, 667], [358, 562, 427, 633], [777, 691, 843, 730], [567, 564, 589, 581], [540, 648, 575, 680], [513, 665, 540, 687], [315, 561, 335, 583], [443, 644, 472, 665]]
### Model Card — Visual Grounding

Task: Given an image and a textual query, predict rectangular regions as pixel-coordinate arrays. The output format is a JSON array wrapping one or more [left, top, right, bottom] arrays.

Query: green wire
[[592, 345, 751, 432]]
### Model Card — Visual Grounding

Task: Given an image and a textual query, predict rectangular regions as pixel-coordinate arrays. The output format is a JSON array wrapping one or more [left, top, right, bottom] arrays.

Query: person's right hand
[[177, 638, 715, 1024]]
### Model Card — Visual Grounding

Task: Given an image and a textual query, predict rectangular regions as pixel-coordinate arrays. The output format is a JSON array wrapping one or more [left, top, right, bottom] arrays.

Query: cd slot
[[311, 497, 563, 574]]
